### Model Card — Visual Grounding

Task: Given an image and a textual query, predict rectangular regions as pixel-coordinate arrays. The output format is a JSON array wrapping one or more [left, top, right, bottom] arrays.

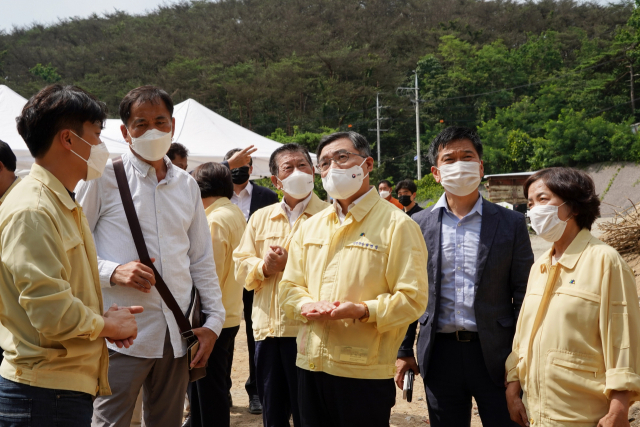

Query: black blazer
[[398, 198, 534, 387], [249, 183, 278, 218]]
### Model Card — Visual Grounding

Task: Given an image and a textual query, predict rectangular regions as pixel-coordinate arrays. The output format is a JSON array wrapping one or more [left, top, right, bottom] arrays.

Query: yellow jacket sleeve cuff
[[294, 297, 315, 323], [245, 260, 265, 291], [363, 300, 378, 324], [604, 368, 640, 400], [505, 351, 520, 383], [90, 315, 106, 341]]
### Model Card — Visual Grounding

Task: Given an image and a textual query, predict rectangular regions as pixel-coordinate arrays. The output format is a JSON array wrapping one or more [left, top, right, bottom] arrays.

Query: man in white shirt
[[233, 144, 328, 427], [77, 86, 225, 427], [223, 148, 278, 414]]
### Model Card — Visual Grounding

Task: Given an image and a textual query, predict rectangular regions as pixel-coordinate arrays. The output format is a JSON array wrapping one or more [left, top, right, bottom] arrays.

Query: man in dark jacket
[[223, 147, 278, 415], [395, 127, 533, 427]]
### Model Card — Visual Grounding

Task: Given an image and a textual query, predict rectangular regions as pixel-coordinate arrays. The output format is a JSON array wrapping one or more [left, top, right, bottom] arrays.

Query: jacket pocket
[[544, 351, 607, 422], [326, 322, 381, 366], [497, 316, 515, 328]]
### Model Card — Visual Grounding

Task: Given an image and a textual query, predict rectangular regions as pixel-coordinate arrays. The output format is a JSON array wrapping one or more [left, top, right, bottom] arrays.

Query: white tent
[[0, 85, 31, 171], [1, 87, 303, 178]]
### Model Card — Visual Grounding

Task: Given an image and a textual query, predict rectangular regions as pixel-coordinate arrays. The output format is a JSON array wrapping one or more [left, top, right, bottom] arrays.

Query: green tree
[[29, 63, 61, 83]]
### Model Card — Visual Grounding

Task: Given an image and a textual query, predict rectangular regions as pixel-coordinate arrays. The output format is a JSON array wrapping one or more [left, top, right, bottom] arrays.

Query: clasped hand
[[102, 303, 144, 349], [262, 245, 288, 277], [300, 301, 366, 321]]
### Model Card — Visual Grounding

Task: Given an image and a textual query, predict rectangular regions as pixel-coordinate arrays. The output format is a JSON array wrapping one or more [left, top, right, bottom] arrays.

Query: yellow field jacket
[[0, 165, 110, 396], [234, 193, 329, 341], [206, 197, 246, 329], [279, 189, 428, 379], [506, 229, 640, 426], [0, 176, 21, 206]]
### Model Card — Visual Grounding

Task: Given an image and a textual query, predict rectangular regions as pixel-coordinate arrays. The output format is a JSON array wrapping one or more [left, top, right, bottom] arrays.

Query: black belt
[[437, 331, 479, 342]]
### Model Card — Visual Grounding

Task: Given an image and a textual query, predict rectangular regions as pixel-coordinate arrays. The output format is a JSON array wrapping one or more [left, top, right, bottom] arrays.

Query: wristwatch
[[358, 302, 370, 323]]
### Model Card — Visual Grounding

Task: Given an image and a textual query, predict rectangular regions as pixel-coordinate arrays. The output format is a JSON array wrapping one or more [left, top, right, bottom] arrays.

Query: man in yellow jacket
[[279, 132, 429, 427], [0, 84, 141, 427], [234, 143, 329, 427], [0, 140, 20, 207]]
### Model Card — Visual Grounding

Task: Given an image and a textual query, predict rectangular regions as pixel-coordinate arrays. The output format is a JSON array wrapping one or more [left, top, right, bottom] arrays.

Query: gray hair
[[316, 131, 372, 159], [269, 143, 313, 176]]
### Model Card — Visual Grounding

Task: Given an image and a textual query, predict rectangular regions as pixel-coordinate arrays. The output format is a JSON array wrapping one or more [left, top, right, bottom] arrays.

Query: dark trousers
[[297, 368, 395, 427], [243, 289, 258, 398], [424, 335, 518, 427], [255, 337, 300, 427], [0, 376, 93, 427], [188, 325, 239, 427]]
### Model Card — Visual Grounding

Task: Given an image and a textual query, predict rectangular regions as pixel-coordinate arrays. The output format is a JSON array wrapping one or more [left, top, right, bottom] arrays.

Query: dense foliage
[[1, 0, 639, 187]]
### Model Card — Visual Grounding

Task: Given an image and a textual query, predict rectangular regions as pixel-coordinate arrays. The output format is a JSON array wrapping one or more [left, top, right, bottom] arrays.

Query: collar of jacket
[[271, 192, 326, 221], [205, 197, 232, 216], [29, 164, 77, 211], [543, 228, 592, 271], [321, 186, 379, 223]]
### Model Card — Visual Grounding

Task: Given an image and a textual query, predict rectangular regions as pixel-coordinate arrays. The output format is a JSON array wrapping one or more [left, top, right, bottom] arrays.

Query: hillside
[[1, 0, 639, 183]]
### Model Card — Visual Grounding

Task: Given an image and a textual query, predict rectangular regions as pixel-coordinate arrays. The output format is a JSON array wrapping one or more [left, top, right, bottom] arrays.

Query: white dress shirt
[[281, 192, 313, 228], [76, 152, 225, 358], [231, 181, 253, 221], [334, 187, 374, 224]]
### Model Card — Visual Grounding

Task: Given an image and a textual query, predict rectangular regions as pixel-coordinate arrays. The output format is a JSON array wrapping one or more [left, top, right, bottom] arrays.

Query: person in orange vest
[[377, 179, 402, 209]]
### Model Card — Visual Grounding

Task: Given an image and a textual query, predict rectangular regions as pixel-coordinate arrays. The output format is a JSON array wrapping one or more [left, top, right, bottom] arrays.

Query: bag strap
[[112, 156, 195, 340]]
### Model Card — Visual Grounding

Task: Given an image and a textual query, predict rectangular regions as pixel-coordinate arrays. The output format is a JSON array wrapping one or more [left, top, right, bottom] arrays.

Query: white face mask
[[128, 127, 172, 162], [277, 169, 314, 199], [379, 190, 390, 199], [70, 131, 110, 181], [528, 202, 572, 242], [322, 158, 368, 200], [437, 161, 482, 196]]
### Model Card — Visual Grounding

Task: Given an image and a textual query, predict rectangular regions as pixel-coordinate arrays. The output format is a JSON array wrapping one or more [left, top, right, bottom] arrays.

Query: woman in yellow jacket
[[505, 167, 640, 427]]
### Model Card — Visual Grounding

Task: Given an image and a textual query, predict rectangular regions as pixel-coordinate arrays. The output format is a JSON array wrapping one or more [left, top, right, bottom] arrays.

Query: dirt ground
[[228, 320, 483, 427], [227, 223, 640, 426]]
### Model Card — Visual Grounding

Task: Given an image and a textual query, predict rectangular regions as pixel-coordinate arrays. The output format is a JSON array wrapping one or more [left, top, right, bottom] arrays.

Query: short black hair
[[316, 131, 372, 159], [0, 140, 17, 172], [167, 142, 189, 161], [396, 179, 417, 194], [428, 126, 483, 166], [119, 85, 173, 126], [192, 162, 234, 199], [224, 148, 252, 166], [378, 180, 393, 189], [523, 167, 600, 231], [17, 84, 107, 159], [269, 143, 313, 176]]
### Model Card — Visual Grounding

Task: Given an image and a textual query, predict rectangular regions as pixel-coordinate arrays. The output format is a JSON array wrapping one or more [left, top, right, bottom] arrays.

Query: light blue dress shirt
[[433, 193, 483, 333]]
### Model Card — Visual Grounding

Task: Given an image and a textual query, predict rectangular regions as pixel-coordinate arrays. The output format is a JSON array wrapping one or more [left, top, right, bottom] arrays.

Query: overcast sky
[[0, 0, 627, 33]]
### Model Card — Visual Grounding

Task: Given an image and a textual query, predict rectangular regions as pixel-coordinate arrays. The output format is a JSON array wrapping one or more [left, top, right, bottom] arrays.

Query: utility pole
[[397, 70, 422, 179], [368, 92, 388, 164], [415, 72, 421, 179], [630, 63, 636, 115], [376, 93, 381, 164]]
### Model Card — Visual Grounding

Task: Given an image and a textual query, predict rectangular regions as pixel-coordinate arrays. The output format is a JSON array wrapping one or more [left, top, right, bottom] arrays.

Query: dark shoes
[[181, 414, 191, 427], [248, 395, 262, 414]]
